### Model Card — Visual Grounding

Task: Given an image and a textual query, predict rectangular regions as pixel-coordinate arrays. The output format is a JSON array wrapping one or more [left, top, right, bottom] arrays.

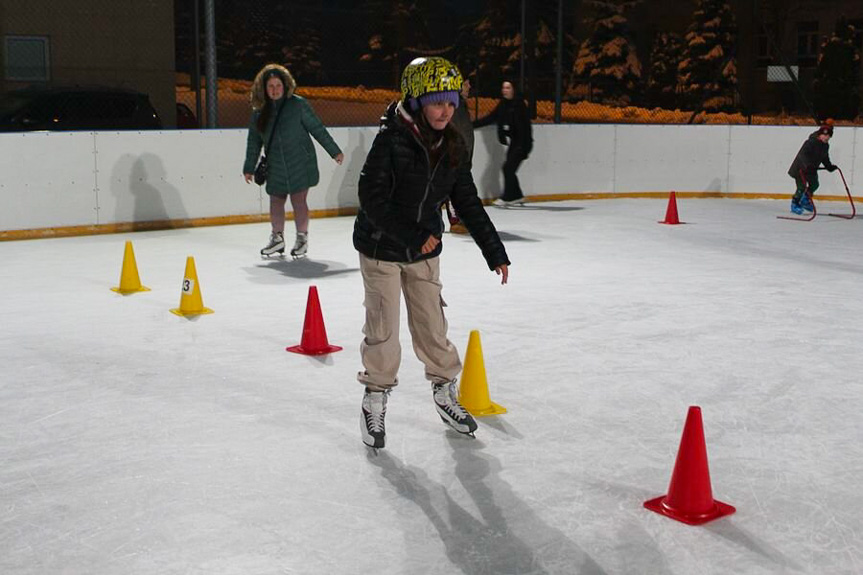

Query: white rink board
[[518, 124, 616, 194], [314, 126, 377, 210], [0, 131, 97, 230], [727, 124, 859, 196], [94, 130, 256, 224], [727, 125, 803, 195], [614, 124, 731, 193], [1, 123, 861, 233]]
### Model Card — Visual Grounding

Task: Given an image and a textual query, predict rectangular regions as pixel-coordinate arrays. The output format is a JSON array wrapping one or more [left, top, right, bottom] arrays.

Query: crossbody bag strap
[[261, 99, 285, 158]]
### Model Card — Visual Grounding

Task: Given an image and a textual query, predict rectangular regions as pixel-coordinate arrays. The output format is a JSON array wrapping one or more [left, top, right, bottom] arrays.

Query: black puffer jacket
[[473, 97, 533, 155], [353, 102, 510, 270], [788, 132, 835, 178]]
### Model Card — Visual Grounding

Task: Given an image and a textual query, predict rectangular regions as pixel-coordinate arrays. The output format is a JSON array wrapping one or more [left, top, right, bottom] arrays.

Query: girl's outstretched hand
[[495, 264, 509, 285]]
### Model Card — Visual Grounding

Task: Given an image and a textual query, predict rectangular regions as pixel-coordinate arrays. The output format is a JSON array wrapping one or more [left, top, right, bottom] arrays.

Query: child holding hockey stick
[[787, 121, 837, 214]]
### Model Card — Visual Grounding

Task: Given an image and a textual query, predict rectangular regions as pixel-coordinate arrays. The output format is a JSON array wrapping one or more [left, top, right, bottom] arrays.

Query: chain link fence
[[2, 0, 861, 130]]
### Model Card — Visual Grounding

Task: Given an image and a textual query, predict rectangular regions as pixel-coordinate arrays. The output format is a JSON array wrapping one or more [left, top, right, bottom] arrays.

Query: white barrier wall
[[1, 124, 860, 233]]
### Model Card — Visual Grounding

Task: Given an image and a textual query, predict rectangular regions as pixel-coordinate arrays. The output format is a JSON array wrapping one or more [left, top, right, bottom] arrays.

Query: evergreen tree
[[646, 32, 683, 109], [677, 0, 738, 112], [567, 1, 642, 107], [459, 3, 520, 97], [359, 0, 433, 88], [813, 18, 861, 121], [453, 1, 567, 100]]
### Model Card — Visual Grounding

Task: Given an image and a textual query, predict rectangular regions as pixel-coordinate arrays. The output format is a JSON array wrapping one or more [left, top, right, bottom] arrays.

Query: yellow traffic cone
[[170, 256, 214, 316], [458, 330, 507, 416], [111, 240, 150, 294]]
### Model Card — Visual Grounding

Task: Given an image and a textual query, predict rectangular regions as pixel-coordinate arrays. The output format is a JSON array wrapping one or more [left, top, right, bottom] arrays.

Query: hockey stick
[[825, 166, 856, 220], [777, 169, 816, 221]]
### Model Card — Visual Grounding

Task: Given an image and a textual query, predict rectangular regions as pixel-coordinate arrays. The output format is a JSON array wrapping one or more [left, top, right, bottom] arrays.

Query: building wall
[[0, 0, 176, 127], [742, 0, 863, 115]]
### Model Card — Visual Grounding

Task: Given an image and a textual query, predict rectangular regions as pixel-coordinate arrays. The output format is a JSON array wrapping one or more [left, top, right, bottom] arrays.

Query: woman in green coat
[[243, 64, 344, 257]]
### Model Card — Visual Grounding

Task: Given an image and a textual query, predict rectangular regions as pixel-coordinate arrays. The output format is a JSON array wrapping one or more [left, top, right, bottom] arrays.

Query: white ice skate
[[432, 380, 477, 437], [260, 231, 285, 257], [492, 197, 526, 208], [290, 232, 308, 259], [361, 388, 388, 451]]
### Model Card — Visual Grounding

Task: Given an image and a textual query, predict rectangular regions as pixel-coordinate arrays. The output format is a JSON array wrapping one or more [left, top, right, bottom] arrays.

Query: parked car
[[0, 86, 162, 132], [176, 102, 198, 129]]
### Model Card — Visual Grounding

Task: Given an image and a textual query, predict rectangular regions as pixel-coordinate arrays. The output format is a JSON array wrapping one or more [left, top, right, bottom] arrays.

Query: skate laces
[[363, 391, 388, 432], [434, 381, 468, 419]]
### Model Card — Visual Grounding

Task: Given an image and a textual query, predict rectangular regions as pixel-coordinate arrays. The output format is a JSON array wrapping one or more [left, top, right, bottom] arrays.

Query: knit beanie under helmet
[[416, 90, 460, 110]]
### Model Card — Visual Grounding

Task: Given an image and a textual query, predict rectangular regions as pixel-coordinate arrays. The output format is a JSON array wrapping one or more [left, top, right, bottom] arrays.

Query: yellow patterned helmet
[[400, 57, 462, 110]]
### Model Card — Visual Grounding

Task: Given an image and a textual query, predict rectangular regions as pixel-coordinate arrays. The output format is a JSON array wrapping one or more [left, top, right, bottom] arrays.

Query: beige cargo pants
[[357, 254, 462, 392]]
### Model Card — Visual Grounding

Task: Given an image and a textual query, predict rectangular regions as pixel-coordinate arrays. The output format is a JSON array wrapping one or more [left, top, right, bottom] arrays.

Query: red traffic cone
[[286, 286, 343, 355], [659, 191, 682, 225], [644, 406, 735, 525]]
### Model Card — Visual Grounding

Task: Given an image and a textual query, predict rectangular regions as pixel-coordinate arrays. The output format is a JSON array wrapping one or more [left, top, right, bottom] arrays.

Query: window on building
[[4, 36, 50, 82], [755, 30, 773, 67], [796, 21, 819, 65]]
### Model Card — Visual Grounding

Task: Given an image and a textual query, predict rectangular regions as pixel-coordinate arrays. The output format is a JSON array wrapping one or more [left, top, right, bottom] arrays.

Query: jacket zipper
[[408, 131, 442, 261]]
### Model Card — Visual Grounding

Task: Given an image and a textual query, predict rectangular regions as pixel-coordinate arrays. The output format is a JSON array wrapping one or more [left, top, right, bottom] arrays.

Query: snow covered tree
[[813, 18, 861, 121], [567, 1, 643, 107], [677, 0, 738, 112], [646, 32, 683, 109], [456, 4, 521, 97]]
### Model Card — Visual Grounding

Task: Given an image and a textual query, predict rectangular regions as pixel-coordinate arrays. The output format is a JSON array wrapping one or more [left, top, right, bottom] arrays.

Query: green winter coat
[[243, 95, 342, 196]]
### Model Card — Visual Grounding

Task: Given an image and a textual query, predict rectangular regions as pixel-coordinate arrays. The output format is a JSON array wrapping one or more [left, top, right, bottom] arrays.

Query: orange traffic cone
[[286, 286, 342, 355], [644, 406, 736, 525], [458, 330, 507, 416], [659, 191, 682, 225], [169, 256, 214, 316], [111, 241, 150, 294]]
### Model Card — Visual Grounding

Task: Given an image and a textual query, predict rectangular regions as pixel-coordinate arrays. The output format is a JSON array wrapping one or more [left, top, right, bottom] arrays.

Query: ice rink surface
[[1, 198, 861, 575]]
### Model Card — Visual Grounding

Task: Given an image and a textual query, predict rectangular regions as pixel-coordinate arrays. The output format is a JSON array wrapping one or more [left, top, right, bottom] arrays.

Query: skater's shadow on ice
[[368, 441, 606, 574], [246, 258, 359, 284], [515, 204, 585, 212], [585, 477, 801, 571], [477, 415, 525, 439], [706, 520, 803, 571], [494, 231, 541, 242]]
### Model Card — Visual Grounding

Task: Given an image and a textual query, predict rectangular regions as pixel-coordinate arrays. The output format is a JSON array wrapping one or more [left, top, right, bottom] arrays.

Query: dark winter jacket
[[788, 132, 835, 178], [243, 95, 342, 195], [353, 101, 510, 269], [474, 97, 533, 155]]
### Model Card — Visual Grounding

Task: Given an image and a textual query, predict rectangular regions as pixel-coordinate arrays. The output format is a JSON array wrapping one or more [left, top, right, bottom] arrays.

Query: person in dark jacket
[[354, 57, 510, 450], [473, 79, 533, 206], [243, 64, 344, 257], [787, 121, 837, 214]]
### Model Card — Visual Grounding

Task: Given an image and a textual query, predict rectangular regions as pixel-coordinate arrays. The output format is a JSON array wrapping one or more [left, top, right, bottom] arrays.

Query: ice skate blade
[[290, 253, 307, 260], [260, 251, 285, 259], [365, 444, 382, 456], [439, 416, 477, 438]]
